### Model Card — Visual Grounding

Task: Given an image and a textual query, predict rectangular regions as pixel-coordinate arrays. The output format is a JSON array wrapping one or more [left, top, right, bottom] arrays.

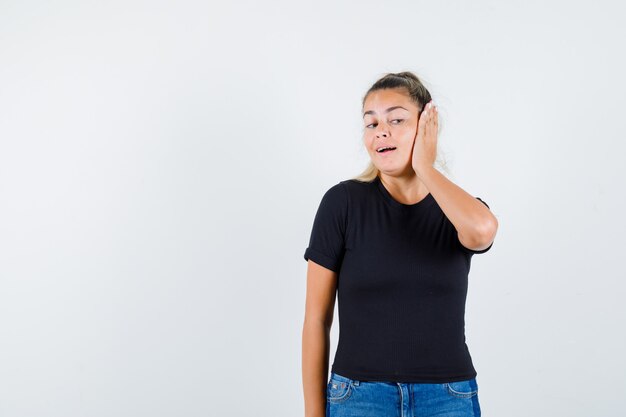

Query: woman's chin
[[376, 165, 403, 175], [375, 161, 413, 176]]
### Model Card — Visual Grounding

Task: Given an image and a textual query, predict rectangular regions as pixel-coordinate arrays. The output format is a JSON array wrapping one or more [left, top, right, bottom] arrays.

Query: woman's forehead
[[363, 90, 416, 116]]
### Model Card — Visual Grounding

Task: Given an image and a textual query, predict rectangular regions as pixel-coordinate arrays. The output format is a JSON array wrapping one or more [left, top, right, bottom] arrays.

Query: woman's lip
[[376, 149, 396, 156]]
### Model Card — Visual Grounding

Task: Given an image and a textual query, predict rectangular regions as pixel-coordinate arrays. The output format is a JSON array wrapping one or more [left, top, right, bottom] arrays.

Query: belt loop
[[352, 379, 360, 386]]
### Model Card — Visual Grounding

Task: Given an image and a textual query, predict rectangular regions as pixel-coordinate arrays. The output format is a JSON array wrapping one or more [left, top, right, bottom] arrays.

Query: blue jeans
[[326, 371, 481, 417]]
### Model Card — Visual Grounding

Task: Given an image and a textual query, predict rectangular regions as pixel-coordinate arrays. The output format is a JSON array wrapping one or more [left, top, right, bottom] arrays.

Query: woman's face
[[362, 88, 421, 176]]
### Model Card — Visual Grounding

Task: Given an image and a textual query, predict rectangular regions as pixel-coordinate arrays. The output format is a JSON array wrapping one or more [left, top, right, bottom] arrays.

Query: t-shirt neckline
[[375, 175, 435, 211]]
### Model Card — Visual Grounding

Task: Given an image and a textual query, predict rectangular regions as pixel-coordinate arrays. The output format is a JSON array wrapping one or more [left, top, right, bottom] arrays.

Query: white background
[[1, 1, 625, 416]]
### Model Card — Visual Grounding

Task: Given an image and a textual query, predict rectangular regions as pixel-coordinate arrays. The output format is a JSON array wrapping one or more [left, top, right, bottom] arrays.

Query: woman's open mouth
[[376, 146, 396, 154]]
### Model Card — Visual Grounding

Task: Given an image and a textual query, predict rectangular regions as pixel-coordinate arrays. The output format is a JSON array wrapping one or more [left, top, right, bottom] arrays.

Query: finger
[[430, 106, 438, 123], [419, 112, 427, 127]]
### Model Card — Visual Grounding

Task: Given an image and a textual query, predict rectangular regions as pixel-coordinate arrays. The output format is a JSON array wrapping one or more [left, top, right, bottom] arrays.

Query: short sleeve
[[476, 197, 490, 209], [457, 197, 494, 255], [303, 183, 348, 272]]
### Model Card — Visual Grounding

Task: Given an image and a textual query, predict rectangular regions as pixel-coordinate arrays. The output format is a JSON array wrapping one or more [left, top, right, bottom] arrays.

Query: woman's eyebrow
[[363, 106, 409, 118]]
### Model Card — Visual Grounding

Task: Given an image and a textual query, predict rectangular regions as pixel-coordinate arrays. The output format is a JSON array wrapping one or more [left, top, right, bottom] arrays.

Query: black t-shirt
[[303, 176, 493, 383]]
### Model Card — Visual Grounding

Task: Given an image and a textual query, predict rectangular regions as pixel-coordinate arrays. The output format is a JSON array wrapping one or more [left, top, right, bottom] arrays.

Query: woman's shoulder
[[339, 178, 376, 190], [319, 178, 374, 195], [316, 178, 376, 209], [333, 178, 377, 208]]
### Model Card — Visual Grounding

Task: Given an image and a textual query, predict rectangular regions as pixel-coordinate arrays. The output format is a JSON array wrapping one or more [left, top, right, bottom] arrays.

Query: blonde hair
[[352, 71, 450, 182]]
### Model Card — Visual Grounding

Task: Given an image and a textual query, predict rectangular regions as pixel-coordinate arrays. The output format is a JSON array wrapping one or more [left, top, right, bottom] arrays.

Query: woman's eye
[[365, 119, 403, 128]]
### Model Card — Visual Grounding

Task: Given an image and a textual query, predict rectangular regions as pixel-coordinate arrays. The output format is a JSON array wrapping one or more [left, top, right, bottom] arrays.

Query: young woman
[[301, 71, 498, 417]]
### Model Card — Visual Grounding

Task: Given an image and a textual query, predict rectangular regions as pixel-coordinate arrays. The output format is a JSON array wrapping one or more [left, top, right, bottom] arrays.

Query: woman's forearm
[[302, 318, 331, 417], [416, 166, 498, 248]]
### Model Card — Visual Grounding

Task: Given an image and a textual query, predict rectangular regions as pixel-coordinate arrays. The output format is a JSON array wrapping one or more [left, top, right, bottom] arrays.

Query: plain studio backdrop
[[1, 1, 624, 416]]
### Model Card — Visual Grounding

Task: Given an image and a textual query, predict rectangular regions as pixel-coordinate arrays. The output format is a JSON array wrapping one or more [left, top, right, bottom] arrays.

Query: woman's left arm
[[412, 101, 497, 252], [418, 166, 498, 252]]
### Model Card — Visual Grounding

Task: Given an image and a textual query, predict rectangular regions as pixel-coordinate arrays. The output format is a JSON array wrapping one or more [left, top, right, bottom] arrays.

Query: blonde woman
[[302, 71, 498, 417]]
